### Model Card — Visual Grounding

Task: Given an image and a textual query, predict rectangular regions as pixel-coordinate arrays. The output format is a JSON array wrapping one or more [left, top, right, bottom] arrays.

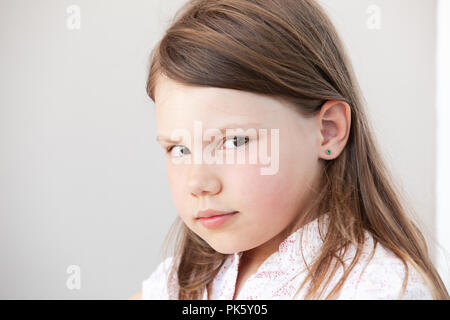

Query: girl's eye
[[165, 136, 249, 157], [166, 145, 191, 157], [223, 136, 249, 149]]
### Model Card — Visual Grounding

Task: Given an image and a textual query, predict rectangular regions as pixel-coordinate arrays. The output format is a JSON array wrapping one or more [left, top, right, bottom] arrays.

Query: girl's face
[[154, 74, 324, 254]]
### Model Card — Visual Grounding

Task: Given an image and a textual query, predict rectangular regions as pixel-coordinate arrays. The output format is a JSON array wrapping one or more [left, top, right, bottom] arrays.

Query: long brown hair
[[146, 0, 449, 299]]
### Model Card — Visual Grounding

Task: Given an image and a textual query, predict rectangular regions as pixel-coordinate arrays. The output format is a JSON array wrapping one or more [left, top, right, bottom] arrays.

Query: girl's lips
[[198, 211, 238, 229]]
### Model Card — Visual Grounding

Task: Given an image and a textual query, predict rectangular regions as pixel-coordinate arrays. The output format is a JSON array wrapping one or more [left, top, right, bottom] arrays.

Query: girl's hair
[[146, 0, 449, 299]]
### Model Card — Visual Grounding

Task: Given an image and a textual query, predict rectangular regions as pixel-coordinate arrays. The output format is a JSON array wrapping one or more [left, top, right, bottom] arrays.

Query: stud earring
[[326, 149, 331, 155]]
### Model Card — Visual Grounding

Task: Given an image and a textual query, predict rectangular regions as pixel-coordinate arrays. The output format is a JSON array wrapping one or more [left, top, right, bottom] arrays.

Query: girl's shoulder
[[141, 256, 179, 300], [338, 233, 433, 300]]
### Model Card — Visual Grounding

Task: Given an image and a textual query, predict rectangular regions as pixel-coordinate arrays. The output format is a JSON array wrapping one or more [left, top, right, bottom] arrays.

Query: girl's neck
[[241, 211, 321, 270], [240, 228, 290, 270]]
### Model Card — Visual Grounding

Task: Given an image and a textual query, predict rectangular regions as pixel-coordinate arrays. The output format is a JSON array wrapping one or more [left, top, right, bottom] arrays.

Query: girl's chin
[[202, 240, 244, 255]]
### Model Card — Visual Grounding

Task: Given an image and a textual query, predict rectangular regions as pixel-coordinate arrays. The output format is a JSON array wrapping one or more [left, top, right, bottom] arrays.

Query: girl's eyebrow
[[156, 122, 264, 143], [155, 136, 182, 143]]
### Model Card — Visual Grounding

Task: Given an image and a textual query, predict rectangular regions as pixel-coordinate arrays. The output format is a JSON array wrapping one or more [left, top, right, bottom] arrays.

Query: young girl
[[131, 0, 449, 299]]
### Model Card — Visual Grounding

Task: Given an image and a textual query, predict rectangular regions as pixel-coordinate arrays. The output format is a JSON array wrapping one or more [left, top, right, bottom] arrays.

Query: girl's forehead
[[155, 75, 283, 112], [154, 76, 309, 133], [156, 89, 288, 124]]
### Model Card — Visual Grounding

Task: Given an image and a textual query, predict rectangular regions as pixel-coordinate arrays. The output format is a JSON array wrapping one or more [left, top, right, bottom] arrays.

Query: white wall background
[[0, 0, 447, 298], [436, 0, 450, 291]]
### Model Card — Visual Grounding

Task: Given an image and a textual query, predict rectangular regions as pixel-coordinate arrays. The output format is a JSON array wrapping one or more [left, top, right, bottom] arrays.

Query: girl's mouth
[[197, 211, 238, 229]]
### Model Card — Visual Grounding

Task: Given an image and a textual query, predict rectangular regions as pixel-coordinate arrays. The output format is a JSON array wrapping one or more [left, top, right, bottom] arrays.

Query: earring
[[326, 149, 331, 155]]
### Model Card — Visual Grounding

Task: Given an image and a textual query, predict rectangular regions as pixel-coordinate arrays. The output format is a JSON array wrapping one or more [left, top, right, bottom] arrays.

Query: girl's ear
[[316, 100, 351, 160]]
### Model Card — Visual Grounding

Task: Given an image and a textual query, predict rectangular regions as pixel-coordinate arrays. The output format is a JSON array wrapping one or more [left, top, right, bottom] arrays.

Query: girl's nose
[[187, 173, 222, 197]]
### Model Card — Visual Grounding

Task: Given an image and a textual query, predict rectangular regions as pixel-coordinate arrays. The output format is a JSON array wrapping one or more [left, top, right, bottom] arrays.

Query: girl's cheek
[[222, 162, 292, 215], [165, 163, 190, 214]]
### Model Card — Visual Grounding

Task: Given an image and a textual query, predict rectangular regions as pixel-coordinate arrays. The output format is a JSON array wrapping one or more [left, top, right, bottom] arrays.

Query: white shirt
[[142, 215, 433, 299]]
